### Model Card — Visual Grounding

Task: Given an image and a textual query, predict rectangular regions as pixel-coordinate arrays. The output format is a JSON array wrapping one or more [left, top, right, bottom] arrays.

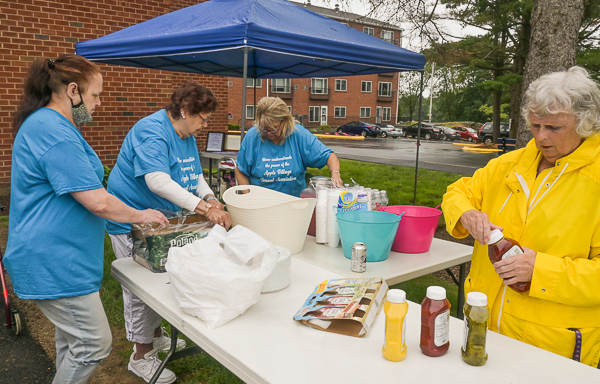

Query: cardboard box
[[293, 277, 388, 337], [132, 214, 214, 273]]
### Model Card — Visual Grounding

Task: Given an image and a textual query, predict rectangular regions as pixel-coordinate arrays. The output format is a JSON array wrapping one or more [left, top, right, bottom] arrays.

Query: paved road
[[320, 136, 498, 176]]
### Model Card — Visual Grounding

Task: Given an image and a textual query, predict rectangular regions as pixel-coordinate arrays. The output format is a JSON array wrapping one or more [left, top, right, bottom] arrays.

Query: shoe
[[153, 326, 187, 352], [128, 348, 176, 384]]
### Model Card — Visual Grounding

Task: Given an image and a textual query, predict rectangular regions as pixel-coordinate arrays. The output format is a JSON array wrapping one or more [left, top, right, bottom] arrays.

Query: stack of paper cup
[[327, 189, 341, 248], [315, 188, 328, 244]]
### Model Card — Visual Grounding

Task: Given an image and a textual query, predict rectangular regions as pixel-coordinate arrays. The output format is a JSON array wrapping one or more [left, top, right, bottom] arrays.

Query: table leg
[[148, 325, 204, 384], [457, 263, 466, 320]]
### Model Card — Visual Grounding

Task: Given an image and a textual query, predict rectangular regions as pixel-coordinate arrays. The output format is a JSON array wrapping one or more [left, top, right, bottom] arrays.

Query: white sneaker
[[128, 348, 176, 384], [153, 327, 187, 352]]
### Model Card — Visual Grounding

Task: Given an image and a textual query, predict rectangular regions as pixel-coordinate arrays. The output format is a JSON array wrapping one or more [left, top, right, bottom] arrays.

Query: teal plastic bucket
[[336, 210, 401, 262]]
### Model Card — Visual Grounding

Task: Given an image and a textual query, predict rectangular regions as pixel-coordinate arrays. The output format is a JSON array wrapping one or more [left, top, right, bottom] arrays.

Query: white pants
[[109, 233, 162, 344], [34, 292, 112, 384]]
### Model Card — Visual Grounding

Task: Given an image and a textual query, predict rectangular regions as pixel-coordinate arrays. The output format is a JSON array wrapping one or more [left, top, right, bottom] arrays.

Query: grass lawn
[[100, 160, 469, 383]]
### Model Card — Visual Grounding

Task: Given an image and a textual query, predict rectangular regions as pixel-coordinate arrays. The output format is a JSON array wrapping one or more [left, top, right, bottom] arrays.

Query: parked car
[[375, 123, 402, 138], [479, 122, 510, 145], [452, 126, 479, 142], [438, 126, 461, 141], [336, 121, 380, 137], [403, 122, 442, 140]]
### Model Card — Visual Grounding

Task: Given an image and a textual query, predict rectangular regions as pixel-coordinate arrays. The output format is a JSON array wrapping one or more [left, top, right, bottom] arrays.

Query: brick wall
[[228, 74, 399, 129], [0, 0, 229, 183]]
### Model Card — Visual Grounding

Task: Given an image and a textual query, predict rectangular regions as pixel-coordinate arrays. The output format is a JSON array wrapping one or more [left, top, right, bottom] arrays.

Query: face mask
[[70, 85, 93, 126]]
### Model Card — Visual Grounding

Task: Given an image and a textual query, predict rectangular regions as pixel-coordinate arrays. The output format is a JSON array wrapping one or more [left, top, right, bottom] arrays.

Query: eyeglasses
[[199, 114, 211, 124], [263, 121, 283, 133]]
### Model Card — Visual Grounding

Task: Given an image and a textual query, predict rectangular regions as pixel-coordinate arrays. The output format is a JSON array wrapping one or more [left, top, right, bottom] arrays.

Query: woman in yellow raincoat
[[442, 66, 600, 367]]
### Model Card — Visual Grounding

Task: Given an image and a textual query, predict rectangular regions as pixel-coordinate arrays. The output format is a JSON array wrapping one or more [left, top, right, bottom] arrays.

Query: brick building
[[227, 1, 403, 129], [0, 0, 229, 183]]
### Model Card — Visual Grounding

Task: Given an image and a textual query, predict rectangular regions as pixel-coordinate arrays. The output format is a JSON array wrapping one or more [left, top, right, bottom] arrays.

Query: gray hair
[[522, 66, 600, 138]]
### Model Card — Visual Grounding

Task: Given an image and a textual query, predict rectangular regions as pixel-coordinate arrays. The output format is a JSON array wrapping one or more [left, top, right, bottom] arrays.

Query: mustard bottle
[[382, 289, 409, 361]]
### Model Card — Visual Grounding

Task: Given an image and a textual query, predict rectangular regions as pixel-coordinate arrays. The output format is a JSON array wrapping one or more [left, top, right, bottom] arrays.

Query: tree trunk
[[516, 0, 585, 148], [509, 17, 531, 139]]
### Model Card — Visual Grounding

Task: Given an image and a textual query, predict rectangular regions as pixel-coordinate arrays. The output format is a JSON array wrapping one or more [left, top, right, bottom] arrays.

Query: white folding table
[[111, 257, 599, 384], [295, 235, 473, 317]]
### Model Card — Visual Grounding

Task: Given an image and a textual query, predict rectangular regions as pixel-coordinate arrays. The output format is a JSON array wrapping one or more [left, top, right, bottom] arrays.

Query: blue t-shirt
[[106, 110, 203, 234], [4, 108, 105, 300], [236, 125, 332, 197]]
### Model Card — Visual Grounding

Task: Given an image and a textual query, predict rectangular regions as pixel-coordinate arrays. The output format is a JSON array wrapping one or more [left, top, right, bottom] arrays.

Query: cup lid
[[387, 289, 406, 304], [466, 292, 488, 306], [426, 286, 446, 300]]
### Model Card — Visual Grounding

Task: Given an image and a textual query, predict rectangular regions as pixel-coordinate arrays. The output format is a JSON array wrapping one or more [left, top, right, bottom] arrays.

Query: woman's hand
[[205, 207, 232, 229], [135, 209, 169, 225], [331, 172, 343, 188], [492, 246, 537, 284], [204, 196, 225, 210], [459, 209, 504, 245]]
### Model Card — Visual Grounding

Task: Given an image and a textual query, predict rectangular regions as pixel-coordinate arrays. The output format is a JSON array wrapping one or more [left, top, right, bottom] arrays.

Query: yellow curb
[[315, 134, 365, 140], [462, 146, 499, 153], [453, 142, 480, 147]]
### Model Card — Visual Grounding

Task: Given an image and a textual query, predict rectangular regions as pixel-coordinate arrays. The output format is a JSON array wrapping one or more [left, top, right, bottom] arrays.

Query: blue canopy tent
[[75, 0, 427, 202]]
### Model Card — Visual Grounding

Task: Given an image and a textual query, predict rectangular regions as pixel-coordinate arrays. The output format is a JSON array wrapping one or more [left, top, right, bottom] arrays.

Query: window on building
[[363, 27, 374, 36], [361, 81, 372, 93], [246, 79, 262, 88], [335, 79, 347, 92], [381, 30, 394, 44], [383, 107, 391, 121], [246, 105, 256, 119], [309, 106, 320, 122], [288, 106, 292, 113], [311, 78, 328, 94], [228, 81, 233, 87], [378, 82, 392, 97], [334, 107, 346, 118], [360, 107, 371, 118], [272, 79, 291, 93]]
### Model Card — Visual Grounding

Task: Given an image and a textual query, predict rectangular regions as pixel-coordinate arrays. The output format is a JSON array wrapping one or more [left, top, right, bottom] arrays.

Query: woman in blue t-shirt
[[235, 97, 343, 197], [106, 81, 231, 384], [6, 54, 168, 384]]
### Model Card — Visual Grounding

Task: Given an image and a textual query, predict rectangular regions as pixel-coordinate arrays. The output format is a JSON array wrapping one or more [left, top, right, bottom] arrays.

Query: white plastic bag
[[165, 225, 278, 328]]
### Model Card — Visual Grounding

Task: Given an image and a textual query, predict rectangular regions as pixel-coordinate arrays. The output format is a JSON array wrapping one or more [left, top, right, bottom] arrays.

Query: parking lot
[[319, 136, 497, 176]]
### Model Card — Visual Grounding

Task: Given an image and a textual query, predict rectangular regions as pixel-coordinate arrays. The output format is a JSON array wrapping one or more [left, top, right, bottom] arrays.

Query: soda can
[[351, 242, 367, 273]]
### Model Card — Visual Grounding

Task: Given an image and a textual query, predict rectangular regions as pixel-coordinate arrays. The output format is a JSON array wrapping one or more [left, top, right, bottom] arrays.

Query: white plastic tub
[[223, 185, 316, 254]]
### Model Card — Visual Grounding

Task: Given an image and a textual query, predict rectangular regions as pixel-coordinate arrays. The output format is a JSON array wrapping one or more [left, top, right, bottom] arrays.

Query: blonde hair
[[256, 97, 295, 143], [522, 66, 600, 138]]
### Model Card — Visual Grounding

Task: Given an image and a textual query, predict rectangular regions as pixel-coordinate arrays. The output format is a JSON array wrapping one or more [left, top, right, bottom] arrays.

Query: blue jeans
[[34, 291, 112, 384]]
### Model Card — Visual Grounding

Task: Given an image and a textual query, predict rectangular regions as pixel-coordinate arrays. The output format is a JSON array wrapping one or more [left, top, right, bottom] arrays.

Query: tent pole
[[241, 47, 250, 140], [413, 70, 425, 205]]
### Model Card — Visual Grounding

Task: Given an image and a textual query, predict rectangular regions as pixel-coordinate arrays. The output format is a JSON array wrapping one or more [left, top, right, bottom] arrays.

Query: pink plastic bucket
[[378, 205, 442, 253]]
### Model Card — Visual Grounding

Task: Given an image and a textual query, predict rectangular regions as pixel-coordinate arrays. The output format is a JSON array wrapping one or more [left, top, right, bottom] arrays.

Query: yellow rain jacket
[[442, 135, 600, 366]]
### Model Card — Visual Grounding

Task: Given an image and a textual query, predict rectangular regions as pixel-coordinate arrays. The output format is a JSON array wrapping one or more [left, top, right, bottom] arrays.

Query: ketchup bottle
[[420, 286, 450, 357], [487, 229, 531, 293]]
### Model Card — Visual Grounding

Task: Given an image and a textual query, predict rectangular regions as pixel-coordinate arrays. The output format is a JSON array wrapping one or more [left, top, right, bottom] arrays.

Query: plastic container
[[382, 289, 409, 362], [420, 286, 450, 357], [301, 176, 332, 237], [487, 229, 531, 292], [223, 185, 316, 254], [462, 292, 489, 366], [261, 246, 291, 293], [336, 210, 401, 262], [378, 205, 442, 253]]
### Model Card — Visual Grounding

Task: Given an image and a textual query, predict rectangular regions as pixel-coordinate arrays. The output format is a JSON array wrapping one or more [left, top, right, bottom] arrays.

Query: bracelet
[[205, 196, 218, 203], [332, 171, 340, 173]]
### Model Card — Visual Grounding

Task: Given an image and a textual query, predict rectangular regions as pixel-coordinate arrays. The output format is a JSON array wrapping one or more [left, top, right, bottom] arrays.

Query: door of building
[[376, 106, 382, 124], [320, 106, 328, 125]]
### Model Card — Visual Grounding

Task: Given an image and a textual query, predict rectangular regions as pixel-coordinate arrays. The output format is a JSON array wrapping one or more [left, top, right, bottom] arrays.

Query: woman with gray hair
[[236, 97, 342, 196], [442, 66, 600, 366]]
